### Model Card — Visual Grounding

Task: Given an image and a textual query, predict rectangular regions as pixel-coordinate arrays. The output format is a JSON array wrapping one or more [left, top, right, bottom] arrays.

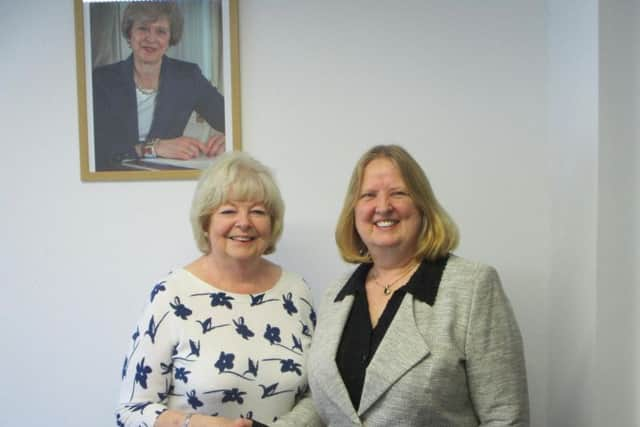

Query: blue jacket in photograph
[[92, 55, 225, 171]]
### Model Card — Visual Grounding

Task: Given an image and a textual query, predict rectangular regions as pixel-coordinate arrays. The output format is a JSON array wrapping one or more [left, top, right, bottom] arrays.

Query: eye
[[250, 207, 268, 215], [359, 192, 375, 200], [217, 207, 236, 215], [391, 190, 409, 197]]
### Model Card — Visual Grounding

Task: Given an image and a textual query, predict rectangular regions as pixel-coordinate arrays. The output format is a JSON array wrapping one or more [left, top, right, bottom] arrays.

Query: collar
[[334, 255, 449, 306]]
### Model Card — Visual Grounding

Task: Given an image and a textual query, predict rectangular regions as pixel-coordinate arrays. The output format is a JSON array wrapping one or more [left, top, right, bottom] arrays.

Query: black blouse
[[334, 256, 448, 411]]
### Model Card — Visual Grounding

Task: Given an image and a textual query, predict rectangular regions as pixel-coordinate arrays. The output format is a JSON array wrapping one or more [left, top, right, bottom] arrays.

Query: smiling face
[[354, 157, 423, 260], [129, 16, 171, 66], [206, 200, 272, 262]]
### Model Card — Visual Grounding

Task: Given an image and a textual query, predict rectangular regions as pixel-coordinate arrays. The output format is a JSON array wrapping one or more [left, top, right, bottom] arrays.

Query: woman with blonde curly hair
[[117, 153, 316, 427]]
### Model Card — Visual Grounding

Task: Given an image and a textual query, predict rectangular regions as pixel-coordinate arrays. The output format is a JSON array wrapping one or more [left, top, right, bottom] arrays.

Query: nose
[[235, 211, 252, 230], [374, 195, 392, 214]]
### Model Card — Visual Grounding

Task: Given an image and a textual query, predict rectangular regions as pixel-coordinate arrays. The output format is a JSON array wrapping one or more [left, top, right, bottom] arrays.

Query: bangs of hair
[[224, 167, 271, 209]]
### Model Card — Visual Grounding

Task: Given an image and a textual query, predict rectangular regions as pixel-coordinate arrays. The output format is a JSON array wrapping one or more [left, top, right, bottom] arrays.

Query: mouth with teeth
[[375, 220, 398, 228], [229, 236, 256, 242]]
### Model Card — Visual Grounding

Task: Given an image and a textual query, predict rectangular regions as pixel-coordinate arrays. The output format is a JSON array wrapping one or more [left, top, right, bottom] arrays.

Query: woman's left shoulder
[[275, 269, 313, 302], [163, 56, 201, 74], [444, 254, 497, 275], [279, 270, 312, 294], [440, 254, 502, 294]]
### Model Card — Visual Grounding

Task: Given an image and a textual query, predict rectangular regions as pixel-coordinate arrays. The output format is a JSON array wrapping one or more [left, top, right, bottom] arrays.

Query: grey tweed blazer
[[276, 255, 529, 427]]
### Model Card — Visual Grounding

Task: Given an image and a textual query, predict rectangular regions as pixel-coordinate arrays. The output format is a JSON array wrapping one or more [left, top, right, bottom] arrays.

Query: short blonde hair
[[190, 152, 285, 254], [335, 145, 459, 263]]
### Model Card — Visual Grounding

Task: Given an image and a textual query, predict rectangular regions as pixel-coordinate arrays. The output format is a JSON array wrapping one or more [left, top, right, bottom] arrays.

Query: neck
[[205, 253, 265, 281], [369, 245, 417, 271], [133, 59, 161, 89], [371, 257, 417, 279], [190, 253, 280, 295]]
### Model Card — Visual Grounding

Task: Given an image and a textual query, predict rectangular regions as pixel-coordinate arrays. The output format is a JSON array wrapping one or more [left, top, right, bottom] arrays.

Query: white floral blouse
[[116, 268, 316, 427]]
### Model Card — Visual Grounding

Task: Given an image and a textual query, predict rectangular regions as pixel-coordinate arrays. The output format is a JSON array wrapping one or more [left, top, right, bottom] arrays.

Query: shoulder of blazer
[[432, 255, 504, 325], [318, 268, 358, 310], [161, 56, 201, 78], [440, 254, 498, 293], [92, 58, 132, 87]]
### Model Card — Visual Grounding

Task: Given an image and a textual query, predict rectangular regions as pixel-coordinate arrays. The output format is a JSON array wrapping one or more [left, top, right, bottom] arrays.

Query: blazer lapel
[[312, 293, 361, 423], [119, 57, 139, 143], [358, 295, 431, 415], [150, 56, 171, 137]]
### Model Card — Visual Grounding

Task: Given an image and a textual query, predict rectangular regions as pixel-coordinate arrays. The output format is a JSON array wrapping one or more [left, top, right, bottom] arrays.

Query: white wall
[[637, 3, 640, 420], [0, 1, 637, 426], [596, 1, 638, 425], [546, 1, 599, 425]]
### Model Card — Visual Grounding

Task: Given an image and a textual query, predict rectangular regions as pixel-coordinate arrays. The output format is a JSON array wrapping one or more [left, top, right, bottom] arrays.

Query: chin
[[228, 252, 262, 261]]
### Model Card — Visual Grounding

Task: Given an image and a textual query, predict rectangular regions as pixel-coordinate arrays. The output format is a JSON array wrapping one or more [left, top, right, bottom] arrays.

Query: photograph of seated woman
[[292, 145, 529, 426], [92, 2, 225, 171], [116, 153, 316, 427]]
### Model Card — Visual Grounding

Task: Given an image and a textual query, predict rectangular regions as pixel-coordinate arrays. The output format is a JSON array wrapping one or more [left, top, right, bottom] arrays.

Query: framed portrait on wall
[[74, 0, 241, 181]]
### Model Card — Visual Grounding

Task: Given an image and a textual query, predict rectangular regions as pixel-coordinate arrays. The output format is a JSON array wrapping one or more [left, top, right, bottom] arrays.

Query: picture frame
[[74, 0, 241, 181]]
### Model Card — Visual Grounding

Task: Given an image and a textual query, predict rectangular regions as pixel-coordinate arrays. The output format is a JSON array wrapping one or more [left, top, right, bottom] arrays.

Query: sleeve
[[464, 266, 530, 427], [270, 395, 324, 427], [115, 281, 178, 427], [270, 279, 325, 427], [192, 66, 226, 133], [92, 68, 138, 170]]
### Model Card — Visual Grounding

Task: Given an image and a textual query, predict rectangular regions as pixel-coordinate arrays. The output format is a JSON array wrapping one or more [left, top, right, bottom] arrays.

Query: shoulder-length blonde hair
[[335, 145, 459, 263], [190, 152, 285, 254]]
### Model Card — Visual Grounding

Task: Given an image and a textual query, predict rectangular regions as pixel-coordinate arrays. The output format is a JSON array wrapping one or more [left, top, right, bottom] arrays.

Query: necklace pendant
[[383, 285, 392, 296]]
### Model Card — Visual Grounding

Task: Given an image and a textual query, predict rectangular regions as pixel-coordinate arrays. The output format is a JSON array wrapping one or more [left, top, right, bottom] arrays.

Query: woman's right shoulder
[[143, 268, 195, 305], [92, 59, 128, 79], [323, 267, 358, 301]]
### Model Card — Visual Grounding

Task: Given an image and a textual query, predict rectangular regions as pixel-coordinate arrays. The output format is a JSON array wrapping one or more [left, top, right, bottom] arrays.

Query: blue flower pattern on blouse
[[282, 293, 298, 315], [125, 401, 151, 414], [170, 297, 192, 320], [145, 313, 169, 344], [197, 317, 230, 334], [116, 269, 314, 427], [258, 383, 294, 398], [264, 324, 304, 355], [250, 293, 278, 306], [300, 297, 316, 327], [233, 316, 255, 340], [224, 388, 246, 403], [215, 351, 235, 373], [204, 387, 248, 404], [175, 367, 191, 383], [150, 281, 166, 302], [186, 390, 204, 410], [262, 358, 302, 376], [135, 358, 152, 389], [157, 379, 175, 401], [263, 324, 281, 344], [243, 358, 259, 378]]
